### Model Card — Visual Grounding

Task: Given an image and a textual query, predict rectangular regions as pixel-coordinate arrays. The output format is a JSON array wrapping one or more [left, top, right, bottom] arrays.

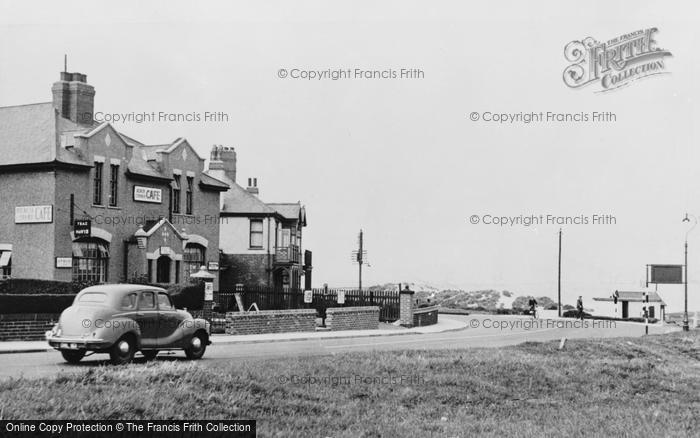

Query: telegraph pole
[[558, 228, 562, 317], [358, 229, 363, 292]]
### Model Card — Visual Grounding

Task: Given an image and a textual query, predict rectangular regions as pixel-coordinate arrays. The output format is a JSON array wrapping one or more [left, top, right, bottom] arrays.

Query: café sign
[[133, 186, 162, 203], [15, 205, 53, 223]]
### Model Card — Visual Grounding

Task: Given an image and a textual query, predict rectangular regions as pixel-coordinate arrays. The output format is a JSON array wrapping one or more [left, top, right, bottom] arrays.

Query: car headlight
[[50, 324, 62, 337]]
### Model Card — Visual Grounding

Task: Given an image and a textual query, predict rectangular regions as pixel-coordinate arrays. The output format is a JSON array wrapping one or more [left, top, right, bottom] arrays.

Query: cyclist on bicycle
[[528, 298, 538, 319]]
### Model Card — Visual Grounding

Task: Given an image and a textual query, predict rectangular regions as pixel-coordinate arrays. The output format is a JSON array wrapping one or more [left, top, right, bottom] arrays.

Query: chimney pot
[[246, 177, 260, 196]]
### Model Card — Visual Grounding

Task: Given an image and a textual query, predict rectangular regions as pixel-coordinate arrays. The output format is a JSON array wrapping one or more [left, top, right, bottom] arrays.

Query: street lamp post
[[682, 213, 697, 332]]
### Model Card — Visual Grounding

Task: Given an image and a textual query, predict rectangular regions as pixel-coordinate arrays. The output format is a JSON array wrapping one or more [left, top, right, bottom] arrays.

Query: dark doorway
[[156, 256, 171, 283], [622, 301, 629, 319]]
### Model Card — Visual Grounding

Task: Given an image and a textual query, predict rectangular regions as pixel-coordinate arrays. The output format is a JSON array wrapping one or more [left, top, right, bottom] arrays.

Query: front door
[[156, 256, 171, 283], [622, 301, 629, 319]]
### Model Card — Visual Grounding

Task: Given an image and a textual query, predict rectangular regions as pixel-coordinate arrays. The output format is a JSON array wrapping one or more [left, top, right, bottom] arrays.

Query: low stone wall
[[225, 309, 317, 335], [325, 306, 379, 331], [413, 306, 439, 327], [0, 313, 59, 341]]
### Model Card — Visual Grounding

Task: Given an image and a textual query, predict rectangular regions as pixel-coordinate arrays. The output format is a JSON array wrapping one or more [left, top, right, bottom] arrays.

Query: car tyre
[[184, 332, 207, 360], [109, 335, 136, 365], [61, 350, 86, 364], [141, 350, 158, 361]]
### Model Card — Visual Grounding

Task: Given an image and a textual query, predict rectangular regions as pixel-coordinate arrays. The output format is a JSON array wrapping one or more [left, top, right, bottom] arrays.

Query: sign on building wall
[[15, 205, 53, 223], [204, 282, 214, 301], [56, 257, 72, 268], [648, 264, 683, 284], [133, 186, 162, 203], [207, 261, 219, 271], [74, 219, 91, 238]]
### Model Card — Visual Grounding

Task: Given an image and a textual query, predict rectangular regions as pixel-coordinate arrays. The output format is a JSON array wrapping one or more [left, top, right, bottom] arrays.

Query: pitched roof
[[594, 291, 665, 305], [140, 144, 173, 161], [268, 202, 307, 225], [126, 152, 169, 180], [140, 138, 203, 161], [220, 181, 278, 215], [0, 102, 58, 165], [200, 172, 230, 190]]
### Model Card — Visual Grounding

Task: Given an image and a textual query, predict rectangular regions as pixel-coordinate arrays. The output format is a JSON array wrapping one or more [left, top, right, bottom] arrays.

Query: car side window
[[121, 293, 137, 310], [157, 293, 173, 310], [138, 291, 156, 310]]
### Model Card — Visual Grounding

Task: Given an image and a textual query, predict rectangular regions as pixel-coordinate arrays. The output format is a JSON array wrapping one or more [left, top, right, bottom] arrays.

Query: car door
[[156, 292, 182, 347], [134, 290, 160, 348]]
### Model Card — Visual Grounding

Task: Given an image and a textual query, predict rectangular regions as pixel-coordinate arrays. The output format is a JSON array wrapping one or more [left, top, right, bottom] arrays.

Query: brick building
[[0, 71, 229, 289], [207, 146, 312, 290]]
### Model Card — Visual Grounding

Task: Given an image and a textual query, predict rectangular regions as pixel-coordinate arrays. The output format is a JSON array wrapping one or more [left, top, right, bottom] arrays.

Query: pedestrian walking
[[576, 296, 584, 321]]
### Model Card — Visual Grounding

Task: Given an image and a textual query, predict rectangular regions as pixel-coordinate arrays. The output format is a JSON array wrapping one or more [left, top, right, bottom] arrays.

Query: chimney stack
[[207, 145, 237, 185], [52, 71, 95, 125], [246, 178, 259, 196]]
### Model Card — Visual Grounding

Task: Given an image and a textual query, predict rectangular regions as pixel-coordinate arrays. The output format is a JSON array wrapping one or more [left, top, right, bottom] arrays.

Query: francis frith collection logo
[[563, 27, 672, 92]]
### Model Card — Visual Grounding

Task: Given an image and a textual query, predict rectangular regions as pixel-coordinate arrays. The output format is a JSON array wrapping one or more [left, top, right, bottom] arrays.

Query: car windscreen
[[77, 292, 107, 305]]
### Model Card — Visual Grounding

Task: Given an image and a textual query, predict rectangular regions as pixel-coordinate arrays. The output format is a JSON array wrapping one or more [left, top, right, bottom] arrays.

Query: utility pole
[[682, 213, 696, 332], [558, 228, 562, 317], [358, 229, 363, 292], [684, 239, 689, 331]]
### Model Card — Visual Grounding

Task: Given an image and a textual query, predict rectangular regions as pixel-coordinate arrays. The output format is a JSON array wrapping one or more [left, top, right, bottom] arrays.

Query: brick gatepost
[[399, 285, 415, 327]]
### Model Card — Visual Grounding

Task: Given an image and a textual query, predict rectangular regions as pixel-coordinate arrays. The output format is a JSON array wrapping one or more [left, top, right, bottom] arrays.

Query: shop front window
[[183, 244, 205, 281], [0, 249, 11, 279], [72, 239, 109, 283]]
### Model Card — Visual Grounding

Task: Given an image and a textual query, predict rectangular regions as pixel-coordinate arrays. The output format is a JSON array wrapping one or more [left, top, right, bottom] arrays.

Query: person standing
[[528, 298, 538, 319], [576, 296, 584, 321]]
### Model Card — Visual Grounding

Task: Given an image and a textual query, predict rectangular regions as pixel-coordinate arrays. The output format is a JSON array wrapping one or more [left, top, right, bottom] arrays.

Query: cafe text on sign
[[133, 186, 162, 203], [15, 205, 53, 223]]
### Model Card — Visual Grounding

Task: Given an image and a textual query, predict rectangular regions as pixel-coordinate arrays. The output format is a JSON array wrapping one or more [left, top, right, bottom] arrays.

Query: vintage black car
[[46, 284, 210, 364]]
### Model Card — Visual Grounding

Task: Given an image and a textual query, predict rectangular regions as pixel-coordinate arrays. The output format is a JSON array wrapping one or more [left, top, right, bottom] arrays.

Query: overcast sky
[[1, 1, 699, 311]]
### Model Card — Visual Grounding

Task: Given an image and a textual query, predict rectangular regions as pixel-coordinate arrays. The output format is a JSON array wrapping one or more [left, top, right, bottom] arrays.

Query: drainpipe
[[266, 217, 271, 287]]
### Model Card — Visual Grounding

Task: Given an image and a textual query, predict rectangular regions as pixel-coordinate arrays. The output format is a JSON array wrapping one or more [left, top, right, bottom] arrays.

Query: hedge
[[0, 294, 77, 314], [0, 279, 96, 295], [0, 280, 206, 313], [169, 283, 205, 310]]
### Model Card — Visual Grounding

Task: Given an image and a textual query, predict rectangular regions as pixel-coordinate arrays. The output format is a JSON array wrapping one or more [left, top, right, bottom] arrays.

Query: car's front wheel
[[61, 350, 86, 364], [184, 332, 207, 360], [109, 335, 136, 365]]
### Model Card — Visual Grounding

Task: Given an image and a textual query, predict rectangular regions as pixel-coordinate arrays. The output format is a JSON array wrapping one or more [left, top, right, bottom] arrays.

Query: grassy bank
[[1, 331, 699, 437]]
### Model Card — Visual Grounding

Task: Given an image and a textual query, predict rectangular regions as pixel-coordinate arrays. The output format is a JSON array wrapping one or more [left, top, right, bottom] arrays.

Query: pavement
[[0, 315, 467, 354]]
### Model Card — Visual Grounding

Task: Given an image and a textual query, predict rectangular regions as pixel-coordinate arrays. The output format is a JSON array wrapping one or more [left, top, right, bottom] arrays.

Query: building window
[[109, 164, 119, 207], [183, 244, 205, 280], [0, 249, 11, 279], [148, 259, 153, 283], [172, 175, 181, 214], [93, 162, 103, 205], [175, 260, 181, 284], [185, 176, 194, 215], [281, 228, 291, 247], [250, 219, 264, 248], [72, 239, 109, 283]]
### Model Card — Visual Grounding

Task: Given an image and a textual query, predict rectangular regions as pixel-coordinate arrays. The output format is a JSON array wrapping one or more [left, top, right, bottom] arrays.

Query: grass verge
[[1, 331, 699, 437]]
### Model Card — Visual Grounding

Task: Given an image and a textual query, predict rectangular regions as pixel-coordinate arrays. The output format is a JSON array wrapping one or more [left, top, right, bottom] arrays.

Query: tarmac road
[[0, 314, 675, 380]]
